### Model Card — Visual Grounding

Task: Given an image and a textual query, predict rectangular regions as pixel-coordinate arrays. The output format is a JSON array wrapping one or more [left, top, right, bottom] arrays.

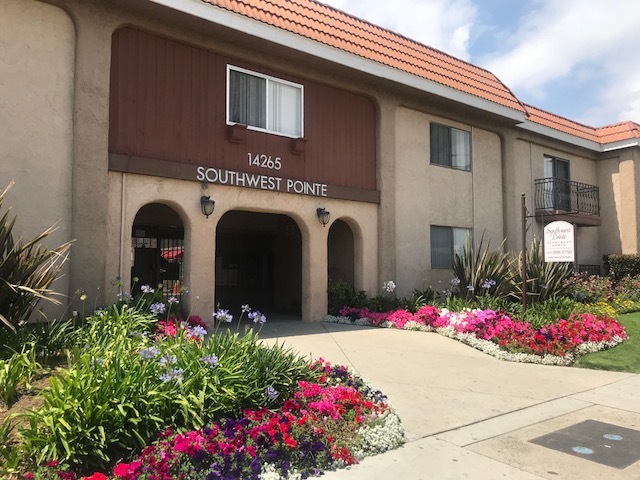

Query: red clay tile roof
[[596, 121, 640, 144], [200, 0, 639, 147], [524, 104, 600, 143], [525, 104, 640, 145], [202, 0, 526, 113]]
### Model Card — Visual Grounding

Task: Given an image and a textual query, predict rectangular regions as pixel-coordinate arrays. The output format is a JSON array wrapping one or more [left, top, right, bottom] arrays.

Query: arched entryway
[[328, 219, 355, 285], [215, 211, 302, 315], [131, 203, 185, 300]]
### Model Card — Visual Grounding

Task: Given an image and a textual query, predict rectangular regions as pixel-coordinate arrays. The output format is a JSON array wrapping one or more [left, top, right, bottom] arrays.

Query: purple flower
[[248, 311, 267, 325], [189, 325, 208, 339], [214, 309, 233, 323], [451, 277, 461, 286], [150, 302, 166, 314], [141, 285, 155, 294], [201, 355, 219, 368], [241, 304, 251, 313], [159, 354, 177, 367], [139, 347, 159, 359], [159, 368, 183, 383], [168, 296, 179, 304], [266, 385, 279, 400]]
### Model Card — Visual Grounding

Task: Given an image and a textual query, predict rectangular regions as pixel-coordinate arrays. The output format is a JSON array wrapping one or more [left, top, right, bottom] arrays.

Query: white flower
[[382, 280, 397, 293]]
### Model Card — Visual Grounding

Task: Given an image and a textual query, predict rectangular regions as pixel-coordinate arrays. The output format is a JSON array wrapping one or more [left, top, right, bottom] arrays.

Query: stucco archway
[[327, 219, 355, 286], [131, 203, 185, 301]]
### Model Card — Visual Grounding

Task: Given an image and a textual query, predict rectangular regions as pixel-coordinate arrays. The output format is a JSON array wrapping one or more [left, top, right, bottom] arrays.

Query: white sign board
[[544, 221, 575, 262]]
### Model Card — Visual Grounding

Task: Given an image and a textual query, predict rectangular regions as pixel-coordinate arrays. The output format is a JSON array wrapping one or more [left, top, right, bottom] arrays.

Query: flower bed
[[17, 304, 404, 480], [327, 306, 627, 366], [28, 360, 403, 480]]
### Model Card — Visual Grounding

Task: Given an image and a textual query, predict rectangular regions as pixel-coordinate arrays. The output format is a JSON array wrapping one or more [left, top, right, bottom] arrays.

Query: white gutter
[[602, 139, 640, 152], [148, 0, 526, 123]]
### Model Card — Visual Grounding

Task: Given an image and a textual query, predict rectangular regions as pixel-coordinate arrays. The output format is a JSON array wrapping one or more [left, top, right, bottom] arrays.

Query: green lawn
[[573, 312, 640, 373]]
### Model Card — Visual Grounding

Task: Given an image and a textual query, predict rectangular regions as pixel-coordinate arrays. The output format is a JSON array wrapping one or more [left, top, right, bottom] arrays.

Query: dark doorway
[[328, 219, 355, 285], [215, 211, 302, 315], [131, 203, 184, 301]]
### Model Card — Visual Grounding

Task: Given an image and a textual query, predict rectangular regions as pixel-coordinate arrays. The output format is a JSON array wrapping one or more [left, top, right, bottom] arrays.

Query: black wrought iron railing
[[534, 177, 600, 216]]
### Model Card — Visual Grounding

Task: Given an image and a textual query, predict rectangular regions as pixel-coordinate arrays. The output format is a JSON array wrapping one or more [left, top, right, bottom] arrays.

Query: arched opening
[[215, 211, 302, 316], [328, 219, 355, 286], [131, 203, 185, 300]]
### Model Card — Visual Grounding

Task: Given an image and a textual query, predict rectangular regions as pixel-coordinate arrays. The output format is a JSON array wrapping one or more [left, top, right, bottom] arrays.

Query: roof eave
[[602, 139, 640, 152], [148, 0, 526, 123], [517, 121, 602, 152]]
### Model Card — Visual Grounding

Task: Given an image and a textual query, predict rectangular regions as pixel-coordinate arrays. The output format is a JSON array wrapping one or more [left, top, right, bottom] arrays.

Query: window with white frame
[[227, 65, 303, 138], [430, 225, 471, 269], [430, 123, 471, 171]]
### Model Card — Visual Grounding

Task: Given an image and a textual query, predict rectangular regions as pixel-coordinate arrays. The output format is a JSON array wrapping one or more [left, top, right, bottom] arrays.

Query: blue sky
[[320, 0, 640, 127]]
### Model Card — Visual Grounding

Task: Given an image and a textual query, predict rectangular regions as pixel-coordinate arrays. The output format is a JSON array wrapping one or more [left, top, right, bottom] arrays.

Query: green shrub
[[514, 297, 582, 328], [0, 182, 72, 331], [510, 238, 572, 304], [0, 344, 40, 406], [451, 234, 514, 300], [614, 275, 640, 301], [327, 279, 367, 315], [563, 272, 614, 303], [604, 254, 640, 280], [19, 307, 317, 471]]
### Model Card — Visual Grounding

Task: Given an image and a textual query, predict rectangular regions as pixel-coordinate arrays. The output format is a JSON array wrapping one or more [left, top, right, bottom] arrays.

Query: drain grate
[[530, 420, 640, 469]]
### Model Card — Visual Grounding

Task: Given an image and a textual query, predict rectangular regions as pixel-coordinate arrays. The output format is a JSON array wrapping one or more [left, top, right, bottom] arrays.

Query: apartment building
[[2, 0, 639, 320]]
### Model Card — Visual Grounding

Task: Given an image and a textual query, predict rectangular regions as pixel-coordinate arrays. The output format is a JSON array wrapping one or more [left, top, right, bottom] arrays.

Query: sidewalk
[[256, 319, 640, 480]]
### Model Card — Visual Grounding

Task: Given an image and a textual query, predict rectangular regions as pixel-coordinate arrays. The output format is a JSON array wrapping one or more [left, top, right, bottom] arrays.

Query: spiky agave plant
[[0, 182, 72, 331], [451, 233, 514, 300], [510, 237, 572, 304]]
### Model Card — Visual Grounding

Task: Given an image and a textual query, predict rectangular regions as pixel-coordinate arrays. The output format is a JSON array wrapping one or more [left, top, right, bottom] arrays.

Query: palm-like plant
[[451, 234, 514, 300], [0, 182, 72, 331], [510, 237, 572, 304]]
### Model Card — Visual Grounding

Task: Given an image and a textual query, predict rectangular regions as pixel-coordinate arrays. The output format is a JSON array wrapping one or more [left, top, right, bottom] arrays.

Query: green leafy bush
[[327, 279, 367, 315], [614, 275, 640, 301], [0, 344, 39, 406], [0, 182, 72, 331], [604, 254, 640, 280], [510, 296, 582, 328], [563, 272, 614, 303], [19, 306, 317, 471]]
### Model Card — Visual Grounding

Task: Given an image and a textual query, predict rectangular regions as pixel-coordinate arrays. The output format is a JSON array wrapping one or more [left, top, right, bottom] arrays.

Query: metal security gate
[[131, 226, 184, 302]]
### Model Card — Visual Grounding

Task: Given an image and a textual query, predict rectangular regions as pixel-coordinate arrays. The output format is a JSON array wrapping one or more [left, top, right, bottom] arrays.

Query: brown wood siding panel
[[109, 28, 377, 191]]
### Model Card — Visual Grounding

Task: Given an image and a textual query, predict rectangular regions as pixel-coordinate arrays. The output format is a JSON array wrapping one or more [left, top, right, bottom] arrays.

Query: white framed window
[[431, 225, 471, 269], [227, 65, 303, 138], [430, 123, 471, 171]]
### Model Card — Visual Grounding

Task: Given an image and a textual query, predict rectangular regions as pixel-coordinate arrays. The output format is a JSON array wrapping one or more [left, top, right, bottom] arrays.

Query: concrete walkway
[[255, 318, 640, 480]]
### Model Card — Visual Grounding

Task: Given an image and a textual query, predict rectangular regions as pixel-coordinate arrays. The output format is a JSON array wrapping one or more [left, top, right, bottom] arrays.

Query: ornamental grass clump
[[0, 182, 72, 331]]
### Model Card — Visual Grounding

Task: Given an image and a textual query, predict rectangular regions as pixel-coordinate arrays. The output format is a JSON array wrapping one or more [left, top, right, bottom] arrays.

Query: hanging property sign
[[544, 221, 575, 262]]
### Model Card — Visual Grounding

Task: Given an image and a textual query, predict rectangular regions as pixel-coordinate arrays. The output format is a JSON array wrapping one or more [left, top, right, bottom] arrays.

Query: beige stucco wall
[[0, 0, 75, 319], [106, 173, 378, 322], [598, 147, 640, 256], [506, 138, 601, 265], [394, 107, 503, 295]]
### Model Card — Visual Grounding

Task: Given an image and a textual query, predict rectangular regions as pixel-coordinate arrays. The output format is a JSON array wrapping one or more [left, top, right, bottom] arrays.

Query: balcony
[[534, 177, 601, 226]]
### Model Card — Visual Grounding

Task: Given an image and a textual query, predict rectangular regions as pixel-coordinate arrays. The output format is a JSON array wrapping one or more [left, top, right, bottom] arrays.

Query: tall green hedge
[[604, 254, 640, 280]]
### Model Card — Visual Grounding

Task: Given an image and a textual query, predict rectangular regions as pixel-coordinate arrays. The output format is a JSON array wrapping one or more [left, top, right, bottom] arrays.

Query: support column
[[302, 220, 328, 322]]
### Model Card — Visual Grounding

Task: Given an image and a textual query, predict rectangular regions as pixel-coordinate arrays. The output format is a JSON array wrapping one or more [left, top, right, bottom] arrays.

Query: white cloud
[[480, 0, 640, 124], [320, 0, 477, 61]]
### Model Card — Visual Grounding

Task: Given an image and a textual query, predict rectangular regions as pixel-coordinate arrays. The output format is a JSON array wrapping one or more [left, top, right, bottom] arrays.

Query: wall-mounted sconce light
[[200, 195, 215, 218], [316, 207, 330, 226]]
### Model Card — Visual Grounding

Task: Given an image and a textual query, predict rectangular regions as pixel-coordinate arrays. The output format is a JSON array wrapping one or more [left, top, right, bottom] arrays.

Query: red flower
[[82, 474, 108, 480]]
